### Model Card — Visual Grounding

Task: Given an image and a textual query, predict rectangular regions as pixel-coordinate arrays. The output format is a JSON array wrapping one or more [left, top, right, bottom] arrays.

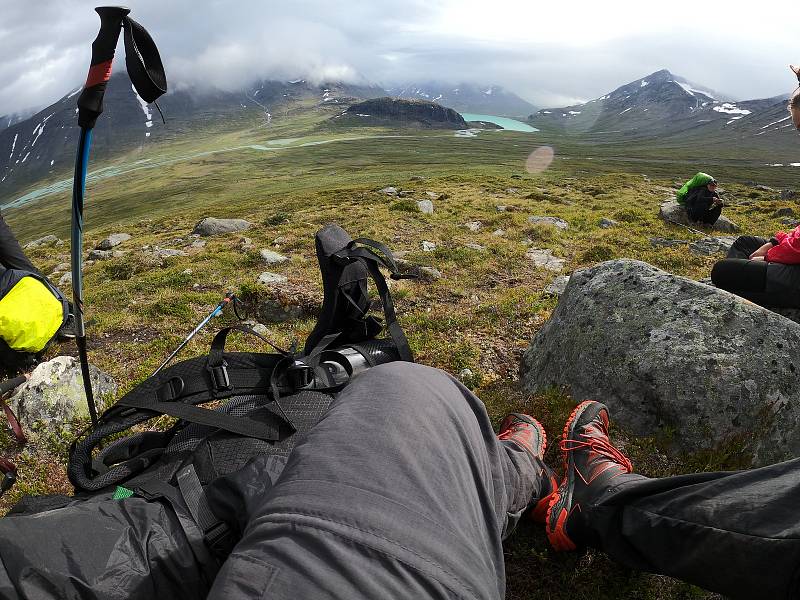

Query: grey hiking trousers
[[207, 362, 800, 599]]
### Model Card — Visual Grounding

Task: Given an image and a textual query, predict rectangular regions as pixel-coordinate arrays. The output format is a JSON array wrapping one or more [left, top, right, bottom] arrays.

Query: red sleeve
[[767, 234, 800, 264], [774, 231, 789, 243]]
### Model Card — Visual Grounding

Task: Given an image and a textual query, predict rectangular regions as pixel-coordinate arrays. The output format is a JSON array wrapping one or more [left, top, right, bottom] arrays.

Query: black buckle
[[205, 521, 234, 555], [210, 362, 232, 392], [285, 360, 314, 389], [156, 376, 185, 402]]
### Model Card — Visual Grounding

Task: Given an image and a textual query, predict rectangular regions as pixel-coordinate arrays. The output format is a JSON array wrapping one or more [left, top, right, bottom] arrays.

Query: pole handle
[[77, 6, 131, 128]]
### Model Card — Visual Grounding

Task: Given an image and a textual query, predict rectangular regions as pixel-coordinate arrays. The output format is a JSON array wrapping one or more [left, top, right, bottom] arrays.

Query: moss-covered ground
[[1, 103, 796, 598]]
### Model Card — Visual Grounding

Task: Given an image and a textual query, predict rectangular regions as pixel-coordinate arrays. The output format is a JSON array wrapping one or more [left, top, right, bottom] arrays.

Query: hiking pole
[[664, 218, 706, 236], [152, 292, 237, 376], [72, 7, 130, 426], [71, 7, 167, 426]]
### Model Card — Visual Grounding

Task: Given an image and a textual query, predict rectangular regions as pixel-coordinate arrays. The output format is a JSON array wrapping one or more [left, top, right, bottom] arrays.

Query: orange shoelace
[[559, 435, 633, 473]]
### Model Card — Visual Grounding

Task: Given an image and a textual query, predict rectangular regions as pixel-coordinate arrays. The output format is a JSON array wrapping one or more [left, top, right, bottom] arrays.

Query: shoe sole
[[545, 400, 598, 551]]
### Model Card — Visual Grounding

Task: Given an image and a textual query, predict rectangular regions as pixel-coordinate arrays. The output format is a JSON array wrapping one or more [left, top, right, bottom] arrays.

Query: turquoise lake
[[459, 113, 538, 132]]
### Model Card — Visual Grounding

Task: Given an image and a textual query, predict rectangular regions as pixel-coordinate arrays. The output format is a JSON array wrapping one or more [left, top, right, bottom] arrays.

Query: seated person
[[711, 228, 800, 308], [0, 211, 40, 275], [684, 178, 723, 225], [0, 211, 68, 376]]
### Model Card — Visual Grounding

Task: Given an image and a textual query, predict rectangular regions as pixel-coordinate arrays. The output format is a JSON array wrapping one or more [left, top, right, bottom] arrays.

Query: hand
[[750, 256, 766, 262], [749, 242, 772, 259]]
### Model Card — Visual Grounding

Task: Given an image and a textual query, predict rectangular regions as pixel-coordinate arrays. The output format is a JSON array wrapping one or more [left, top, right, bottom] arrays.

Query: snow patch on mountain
[[9, 134, 17, 158], [132, 85, 153, 121], [640, 80, 649, 87], [713, 103, 751, 115]]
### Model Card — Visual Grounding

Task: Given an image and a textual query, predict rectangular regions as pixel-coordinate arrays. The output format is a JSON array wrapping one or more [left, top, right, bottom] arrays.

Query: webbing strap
[[117, 395, 282, 440], [176, 465, 232, 550], [361, 258, 413, 362]]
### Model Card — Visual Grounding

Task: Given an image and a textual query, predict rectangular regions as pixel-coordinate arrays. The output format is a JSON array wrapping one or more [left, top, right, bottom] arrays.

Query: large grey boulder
[[659, 200, 739, 233], [521, 259, 800, 467], [193, 217, 253, 236], [9, 357, 116, 429]]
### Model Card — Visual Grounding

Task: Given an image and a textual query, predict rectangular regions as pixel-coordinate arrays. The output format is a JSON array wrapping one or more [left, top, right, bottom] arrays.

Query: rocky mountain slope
[[0, 76, 385, 201], [531, 69, 792, 147], [385, 82, 536, 117]]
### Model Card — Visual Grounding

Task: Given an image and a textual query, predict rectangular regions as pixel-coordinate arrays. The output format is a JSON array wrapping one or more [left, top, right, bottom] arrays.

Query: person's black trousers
[[209, 363, 800, 599], [686, 198, 722, 225], [0, 212, 38, 275], [711, 236, 800, 308]]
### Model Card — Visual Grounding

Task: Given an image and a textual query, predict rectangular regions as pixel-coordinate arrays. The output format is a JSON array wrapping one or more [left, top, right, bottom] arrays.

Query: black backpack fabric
[[0, 224, 414, 600]]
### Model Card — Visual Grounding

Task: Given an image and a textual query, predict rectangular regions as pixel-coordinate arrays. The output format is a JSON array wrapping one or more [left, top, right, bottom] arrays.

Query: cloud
[[0, 0, 796, 115]]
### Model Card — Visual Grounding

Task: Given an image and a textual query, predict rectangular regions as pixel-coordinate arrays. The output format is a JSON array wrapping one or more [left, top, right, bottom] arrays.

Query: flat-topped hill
[[335, 97, 467, 129]]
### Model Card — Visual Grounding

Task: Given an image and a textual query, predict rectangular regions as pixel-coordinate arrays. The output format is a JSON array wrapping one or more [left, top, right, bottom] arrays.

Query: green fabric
[[677, 172, 715, 204], [0, 276, 63, 352], [113, 486, 134, 500]]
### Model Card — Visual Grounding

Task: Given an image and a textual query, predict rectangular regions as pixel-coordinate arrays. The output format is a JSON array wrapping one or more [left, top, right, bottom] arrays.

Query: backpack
[[676, 172, 715, 205], [0, 269, 68, 376], [0, 224, 411, 590]]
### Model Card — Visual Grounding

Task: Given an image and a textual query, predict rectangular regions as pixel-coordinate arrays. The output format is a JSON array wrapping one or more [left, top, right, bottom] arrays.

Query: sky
[[0, 0, 797, 116]]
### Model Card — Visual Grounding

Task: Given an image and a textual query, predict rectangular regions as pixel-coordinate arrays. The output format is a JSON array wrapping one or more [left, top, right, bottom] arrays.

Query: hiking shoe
[[545, 400, 633, 551], [56, 313, 76, 341], [497, 413, 557, 523]]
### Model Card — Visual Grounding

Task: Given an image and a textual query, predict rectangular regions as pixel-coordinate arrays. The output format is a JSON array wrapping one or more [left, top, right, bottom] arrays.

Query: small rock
[[379, 186, 398, 195], [464, 221, 482, 232], [492, 229, 505, 237], [182, 269, 193, 275], [465, 243, 485, 251], [505, 187, 520, 194], [251, 323, 269, 336], [781, 217, 800, 227], [495, 206, 507, 212], [272, 236, 287, 245], [689, 237, 736, 256], [780, 189, 797, 200], [153, 248, 187, 259], [97, 233, 131, 250], [190, 239, 207, 249], [260, 249, 289, 265], [418, 266, 442, 281], [773, 207, 796, 218], [240, 237, 254, 250], [544, 275, 570, 296], [192, 283, 200, 289], [416, 199, 434, 214], [754, 184, 774, 192], [397, 190, 414, 197], [87, 249, 125, 260], [425, 191, 439, 200], [599, 218, 619, 228], [525, 248, 565, 272], [258, 272, 288, 286], [421, 241, 436, 252], [58, 272, 72, 287], [24, 235, 61, 249], [51, 262, 70, 274], [649, 237, 689, 248], [528, 216, 569, 230], [193, 217, 253, 236], [410, 176, 426, 182]]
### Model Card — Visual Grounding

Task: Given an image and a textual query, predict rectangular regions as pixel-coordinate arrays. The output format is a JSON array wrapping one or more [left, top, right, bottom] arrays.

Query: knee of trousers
[[340, 361, 480, 419]]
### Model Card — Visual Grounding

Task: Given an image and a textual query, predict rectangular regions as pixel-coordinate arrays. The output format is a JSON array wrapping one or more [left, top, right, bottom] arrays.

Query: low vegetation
[[1, 104, 793, 599]]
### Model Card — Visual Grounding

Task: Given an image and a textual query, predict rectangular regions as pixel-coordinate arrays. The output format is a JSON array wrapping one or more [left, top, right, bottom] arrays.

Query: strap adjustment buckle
[[210, 362, 232, 392]]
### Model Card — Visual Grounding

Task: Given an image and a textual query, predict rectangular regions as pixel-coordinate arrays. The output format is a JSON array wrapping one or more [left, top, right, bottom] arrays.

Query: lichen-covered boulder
[[9, 356, 116, 427], [521, 259, 800, 467]]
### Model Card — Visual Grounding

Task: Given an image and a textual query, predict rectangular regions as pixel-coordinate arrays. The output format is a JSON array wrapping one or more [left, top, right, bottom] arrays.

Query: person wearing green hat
[[679, 174, 723, 225]]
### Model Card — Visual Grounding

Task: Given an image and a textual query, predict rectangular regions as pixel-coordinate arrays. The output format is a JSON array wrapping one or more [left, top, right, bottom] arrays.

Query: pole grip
[[77, 6, 131, 129]]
